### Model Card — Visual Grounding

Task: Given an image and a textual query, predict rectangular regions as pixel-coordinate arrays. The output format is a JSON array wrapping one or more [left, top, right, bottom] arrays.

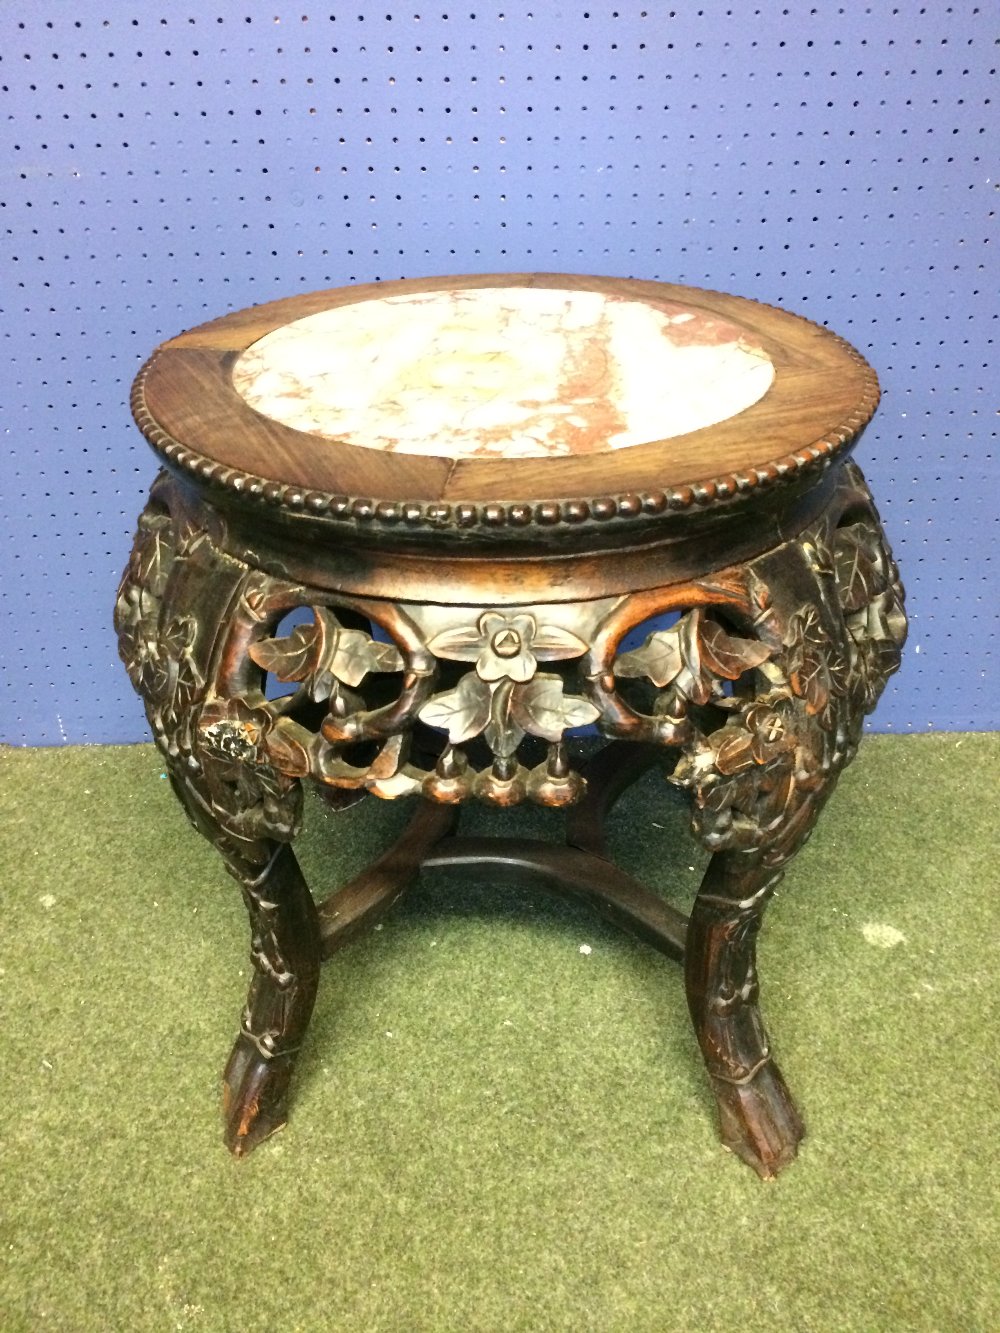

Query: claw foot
[[708, 1060, 805, 1178], [222, 1033, 296, 1158]]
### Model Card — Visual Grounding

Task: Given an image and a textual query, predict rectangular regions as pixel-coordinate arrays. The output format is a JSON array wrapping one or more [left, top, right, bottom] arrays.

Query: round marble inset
[[231, 287, 775, 460]]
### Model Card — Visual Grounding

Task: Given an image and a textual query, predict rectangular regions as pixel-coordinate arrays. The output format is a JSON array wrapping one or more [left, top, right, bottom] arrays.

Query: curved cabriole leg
[[222, 844, 322, 1156], [115, 487, 320, 1157], [685, 851, 803, 1178], [653, 477, 908, 1174]]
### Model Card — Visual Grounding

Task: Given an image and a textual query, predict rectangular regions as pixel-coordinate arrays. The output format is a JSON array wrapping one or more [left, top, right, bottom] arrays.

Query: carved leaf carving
[[615, 607, 771, 705], [530, 623, 590, 658], [160, 614, 197, 661], [262, 722, 313, 778], [149, 615, 203, 712], [844, 589, 907, 712], [788, 647, 835, 722], [249, 609, 404, 700], [510, 673, 601, 742], [331, 628, 404, 687], [699, 617, 773, 680], [712, 727, 758, 776], [785, 607, 849, 729], [484, 679, 525, 758], [616, 628, 683, 688], [833, 526, 884, 614], [864, 588, 908, 652], [417, 673, 492, 743], [426, 625, 486, 660], [250, 621, 319, 683], [133, 518, 173, 599]]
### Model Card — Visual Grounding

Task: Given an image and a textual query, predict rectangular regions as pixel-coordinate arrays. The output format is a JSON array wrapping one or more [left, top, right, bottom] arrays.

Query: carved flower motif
[[668, 689, 810, 854], [198, 697, 274, 764], [428, 611, 587, 684], [195, 697, 303, 842], [710, 698, 798, 776], [418, 610, 598, 768]]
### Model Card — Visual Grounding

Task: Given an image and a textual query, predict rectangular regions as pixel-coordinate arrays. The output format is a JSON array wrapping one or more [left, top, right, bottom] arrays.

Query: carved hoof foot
[[222, 1033, 295, 1158], [709, 1060, 805, 1179]]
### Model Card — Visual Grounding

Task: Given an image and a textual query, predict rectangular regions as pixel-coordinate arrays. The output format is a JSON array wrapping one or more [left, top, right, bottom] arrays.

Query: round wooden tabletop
[[133, 273, 879, 541]]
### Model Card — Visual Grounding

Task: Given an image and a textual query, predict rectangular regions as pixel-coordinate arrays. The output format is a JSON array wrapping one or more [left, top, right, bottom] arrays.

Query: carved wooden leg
[[221, 844, 322, 1156], [685, 850, 803, 1177], [116, 490, 324, 1156]]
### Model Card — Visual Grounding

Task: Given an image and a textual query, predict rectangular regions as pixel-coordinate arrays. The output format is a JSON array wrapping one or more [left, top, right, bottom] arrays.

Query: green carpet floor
[[1, 734, 998, 1331]]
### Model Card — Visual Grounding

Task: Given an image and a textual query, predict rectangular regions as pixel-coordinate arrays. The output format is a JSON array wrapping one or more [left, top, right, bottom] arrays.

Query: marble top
[[231, 287, 775, 461]]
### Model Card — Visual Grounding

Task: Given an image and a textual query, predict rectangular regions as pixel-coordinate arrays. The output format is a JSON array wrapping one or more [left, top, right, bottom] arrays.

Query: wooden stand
[[116, 275, 907, 1175]]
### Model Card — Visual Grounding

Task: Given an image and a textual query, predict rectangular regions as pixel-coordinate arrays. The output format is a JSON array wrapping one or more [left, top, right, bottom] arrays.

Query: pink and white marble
[[231, 287, 774, 459]]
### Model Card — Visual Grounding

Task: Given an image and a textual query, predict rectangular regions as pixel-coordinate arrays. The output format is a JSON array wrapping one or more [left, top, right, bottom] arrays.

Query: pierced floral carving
[[195, 698, 302, 846], [416, 609, 599, 802], [833, 520, 908, 713], [114, 506, 176, 700], [427, 610, 588, 682], [418, 669, 599, 750], [418, 671, 493, 745], [118, 463, 905, 845], [671, 694, 818, 862]]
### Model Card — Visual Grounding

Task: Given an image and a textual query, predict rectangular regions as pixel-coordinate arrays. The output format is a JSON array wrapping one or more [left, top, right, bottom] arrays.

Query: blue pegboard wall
[[1, 2, 996, 743]]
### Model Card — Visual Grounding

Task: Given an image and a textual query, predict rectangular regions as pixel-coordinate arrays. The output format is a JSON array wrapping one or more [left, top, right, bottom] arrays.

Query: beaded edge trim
[[130, 305, 880, 535]]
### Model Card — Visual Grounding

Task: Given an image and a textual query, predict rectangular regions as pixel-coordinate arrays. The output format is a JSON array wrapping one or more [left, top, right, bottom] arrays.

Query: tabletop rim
[[131, 272, 880, 537]]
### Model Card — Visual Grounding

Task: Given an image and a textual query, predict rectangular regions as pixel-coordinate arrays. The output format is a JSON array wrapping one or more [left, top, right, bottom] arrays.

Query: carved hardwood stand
[[115, 275, 906, 1176]]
